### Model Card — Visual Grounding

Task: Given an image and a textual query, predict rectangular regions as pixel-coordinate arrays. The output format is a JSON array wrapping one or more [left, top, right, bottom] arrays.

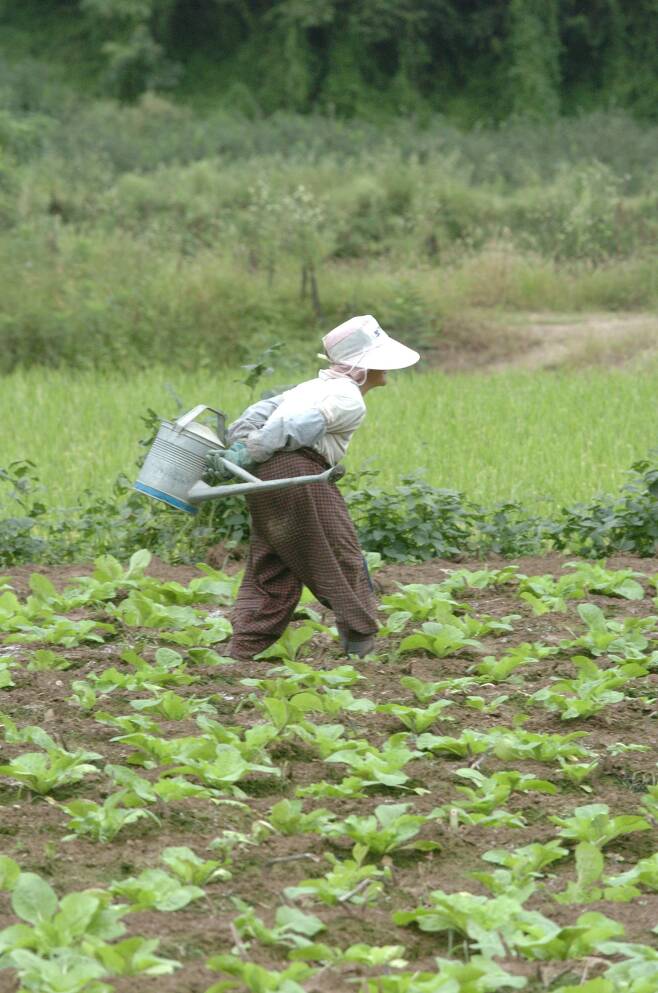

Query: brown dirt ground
[[427, 312, 658, 373], [1, 552, 657, 993]]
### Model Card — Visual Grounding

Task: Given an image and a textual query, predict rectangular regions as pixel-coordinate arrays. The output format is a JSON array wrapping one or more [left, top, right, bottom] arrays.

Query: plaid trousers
[[227, 448, 378, 660]]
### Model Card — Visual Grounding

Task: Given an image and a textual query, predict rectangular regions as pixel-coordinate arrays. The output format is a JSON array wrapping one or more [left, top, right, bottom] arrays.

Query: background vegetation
[[4, 0, 657, 119], [0, 98, 657, 372], [1, 1, 657, 564]]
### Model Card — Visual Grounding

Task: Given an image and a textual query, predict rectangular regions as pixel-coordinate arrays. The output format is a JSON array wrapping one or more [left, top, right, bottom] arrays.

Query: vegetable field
[[1, 550, 657, 993]]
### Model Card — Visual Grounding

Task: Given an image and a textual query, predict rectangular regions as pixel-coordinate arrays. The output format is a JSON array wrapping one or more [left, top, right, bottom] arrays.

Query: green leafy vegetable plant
[[160, 846, 230, 885], [398, 621, 482, 659], [474, 642, 558, 683], [60, 792, 160, 843], [0, 745, 102, 795], [325, 803, 440, 857], [531, 656, 647, 719], [206, 954, 314, 993], [393, 889, 560, 959], [376, 700, 454, 732], [109, 868, 204, 912], [550, 803, 651, 848], [561, 603, 656, 659], [285, 851, 391, 906]]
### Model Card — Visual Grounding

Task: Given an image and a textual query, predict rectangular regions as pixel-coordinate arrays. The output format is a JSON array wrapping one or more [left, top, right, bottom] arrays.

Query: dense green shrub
[[4, 448, 658, 568]]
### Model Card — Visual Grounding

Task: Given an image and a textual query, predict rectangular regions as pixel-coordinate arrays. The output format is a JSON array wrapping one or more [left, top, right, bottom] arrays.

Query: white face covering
[[319, 362, 368, 386]]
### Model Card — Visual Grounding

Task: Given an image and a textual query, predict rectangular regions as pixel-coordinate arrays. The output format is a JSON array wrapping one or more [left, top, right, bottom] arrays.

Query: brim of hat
[[353, 340, 420, 370]]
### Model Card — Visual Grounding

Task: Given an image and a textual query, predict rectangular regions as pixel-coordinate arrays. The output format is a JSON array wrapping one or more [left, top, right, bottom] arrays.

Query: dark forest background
[[2, 0, 657, 121]]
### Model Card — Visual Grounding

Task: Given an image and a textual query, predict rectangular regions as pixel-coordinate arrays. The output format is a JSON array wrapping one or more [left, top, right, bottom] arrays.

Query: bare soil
[[1, 552, 657, 992]]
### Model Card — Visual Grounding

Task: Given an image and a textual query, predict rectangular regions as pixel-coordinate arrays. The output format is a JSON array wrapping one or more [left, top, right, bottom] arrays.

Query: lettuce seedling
[[532, 656, 647, 719], [393, 889, 560, 959], [1, 872, 127, 951], [0, 854, 20, 891], [416, 729, 490, 759], [26, 649, 73, 671], [230, 901, 325, 951], [285, 851, 391, 906], [474, 642, 558, 683], [267, 798, 336, 836], [531, 910, 625, 961], [550, 803, 651, 848], [275, 659, 362, 688], [6, 616, 115, 648], [4, 949, 111, 993], [558, 757, 600, 790], [206, 955, 314, 993], [326, 803, 440, 856], [254, 623, 319, 661], [399, 675, 478, 703], [380, 584, 461, 622], [439, 565, 521, 592], [553, 841, 607, 905], [561, 603, 656, 659], [60, 792, 159, 843], [290, 722, 350, 758], [464, 694, 509, 714], [399, 621, 482, 659], [326, 734, 419, 789], [472, 840, 568, 899], [109, 868, 204, 912], [452, 768, 557, 814], [605, 852, 658, 900], [565, 560, 645, 600], [160, 846, 230, 885], [362, 956, 526, 992], [0, 713, 55, 749], [377, 700, 454, 733], [0, 745, 102, 795], [94, 936, 180, 976], [130, 689, 216, 720]]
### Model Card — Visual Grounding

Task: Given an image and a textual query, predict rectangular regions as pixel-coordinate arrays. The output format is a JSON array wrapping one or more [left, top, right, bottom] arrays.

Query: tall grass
[[3, 365, 658, 514]]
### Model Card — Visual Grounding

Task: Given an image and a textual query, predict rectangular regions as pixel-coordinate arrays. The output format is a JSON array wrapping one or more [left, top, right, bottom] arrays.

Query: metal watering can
[[134, 404, 343, 515]]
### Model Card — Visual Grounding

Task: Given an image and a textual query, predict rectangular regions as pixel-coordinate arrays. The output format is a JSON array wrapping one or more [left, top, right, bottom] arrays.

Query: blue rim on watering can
[[133, 480, 198, 515]]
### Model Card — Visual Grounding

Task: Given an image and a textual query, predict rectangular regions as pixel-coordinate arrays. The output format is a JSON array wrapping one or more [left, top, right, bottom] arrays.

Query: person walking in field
[[205, 315, 420, 661]]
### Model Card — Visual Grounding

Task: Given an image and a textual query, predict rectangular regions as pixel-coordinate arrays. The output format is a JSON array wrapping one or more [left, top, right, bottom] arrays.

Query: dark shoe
[[337, 628, 375, 657], [345, 636, 375, 657]]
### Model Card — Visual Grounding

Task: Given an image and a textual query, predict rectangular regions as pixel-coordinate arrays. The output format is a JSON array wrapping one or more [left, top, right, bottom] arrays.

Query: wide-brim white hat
[[321, 315, 420, 370]]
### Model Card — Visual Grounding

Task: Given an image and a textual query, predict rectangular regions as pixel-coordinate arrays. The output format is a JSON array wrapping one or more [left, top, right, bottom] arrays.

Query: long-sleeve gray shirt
[[227, 371, 366, 466]]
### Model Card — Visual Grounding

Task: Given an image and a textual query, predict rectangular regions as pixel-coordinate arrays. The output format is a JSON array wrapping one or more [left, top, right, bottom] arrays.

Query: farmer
[[205, 315, 420, 661]]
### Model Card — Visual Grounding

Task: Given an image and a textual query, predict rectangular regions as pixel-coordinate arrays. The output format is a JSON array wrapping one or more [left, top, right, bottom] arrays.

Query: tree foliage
[[3, 1, 658, 117]]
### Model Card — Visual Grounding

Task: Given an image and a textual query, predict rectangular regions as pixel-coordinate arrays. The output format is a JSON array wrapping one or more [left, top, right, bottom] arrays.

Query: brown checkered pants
[[227, 448, 379, 660]]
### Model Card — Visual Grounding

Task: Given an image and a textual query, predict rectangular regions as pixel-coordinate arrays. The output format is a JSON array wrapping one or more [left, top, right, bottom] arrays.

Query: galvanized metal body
[[134, 405, 344, 514], [134, 405, 227, 515]]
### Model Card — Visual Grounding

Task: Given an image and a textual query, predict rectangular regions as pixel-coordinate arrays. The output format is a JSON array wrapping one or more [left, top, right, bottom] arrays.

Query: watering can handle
[[187, 463, 346, 505], [173, 405, 227, 441]]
